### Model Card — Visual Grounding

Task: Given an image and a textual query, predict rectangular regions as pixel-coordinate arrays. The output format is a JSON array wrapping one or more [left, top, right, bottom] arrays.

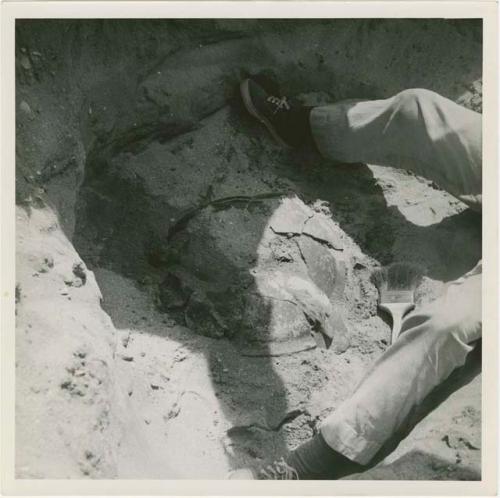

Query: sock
[[286, 431, 363, 480]]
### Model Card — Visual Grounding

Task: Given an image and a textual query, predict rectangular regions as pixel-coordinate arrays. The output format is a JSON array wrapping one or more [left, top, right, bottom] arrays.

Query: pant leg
[[320, 263, 482, 465], [310, 89, 482, 211]]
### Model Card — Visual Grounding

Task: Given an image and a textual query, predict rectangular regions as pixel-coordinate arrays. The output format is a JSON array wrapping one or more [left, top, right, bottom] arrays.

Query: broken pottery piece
[[241, 290, 312, 344], [251, 271, 350, 353], [297, 236, 344, 298], [268, 197, 312, 235], [302, 214, 343, 250]]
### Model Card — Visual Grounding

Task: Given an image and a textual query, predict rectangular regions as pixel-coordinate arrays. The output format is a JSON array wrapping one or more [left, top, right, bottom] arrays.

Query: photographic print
[[2, 3, 497, 493]]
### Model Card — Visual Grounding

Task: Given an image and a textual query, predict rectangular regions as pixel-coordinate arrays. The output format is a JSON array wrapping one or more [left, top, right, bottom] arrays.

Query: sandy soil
[[14, 19, 483, 480]]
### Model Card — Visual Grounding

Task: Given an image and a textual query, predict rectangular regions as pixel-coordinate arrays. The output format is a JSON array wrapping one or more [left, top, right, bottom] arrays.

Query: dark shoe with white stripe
[[240, 78, 299, 148]]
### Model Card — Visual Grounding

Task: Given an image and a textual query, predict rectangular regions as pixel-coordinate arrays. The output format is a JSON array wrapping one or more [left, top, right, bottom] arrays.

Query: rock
[[303, 214, 344, 250], [74, 349, 87, 359], [36, 255, 54, 273], [20, 54, 31, 70], [72, 262, 87, 285], [442, 432, 480, 450], [268, 197, 312, 235], [269, 236, 295, 262], [121, 334, 131, 348], [19, 100, 35, 120]]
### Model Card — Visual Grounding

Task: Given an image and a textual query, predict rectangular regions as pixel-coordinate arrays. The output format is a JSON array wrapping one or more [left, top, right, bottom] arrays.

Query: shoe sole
[[240, 79, 291, 149]]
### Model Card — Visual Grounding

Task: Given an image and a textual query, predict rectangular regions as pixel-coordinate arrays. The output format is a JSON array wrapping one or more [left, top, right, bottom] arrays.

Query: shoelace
[[266, 95, 291, 114], [259, 457, 299, 480]]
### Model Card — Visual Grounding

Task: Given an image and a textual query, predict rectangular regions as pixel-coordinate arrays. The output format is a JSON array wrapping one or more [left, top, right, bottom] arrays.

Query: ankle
[[286, 432, 363, 479]]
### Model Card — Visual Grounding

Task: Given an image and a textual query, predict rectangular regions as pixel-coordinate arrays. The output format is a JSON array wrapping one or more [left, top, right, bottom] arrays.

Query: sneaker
[[228, 457, 299, 480], [240, 78, 296, 148]]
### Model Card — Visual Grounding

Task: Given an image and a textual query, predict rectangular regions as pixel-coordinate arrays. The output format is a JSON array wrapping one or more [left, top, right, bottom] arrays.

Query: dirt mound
[[15, 19, 482, 479]]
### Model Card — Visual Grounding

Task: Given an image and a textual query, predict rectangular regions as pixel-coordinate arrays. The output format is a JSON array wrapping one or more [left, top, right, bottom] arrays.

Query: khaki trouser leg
[[310, 89, 482, 211], [320, 263, 482, 465]]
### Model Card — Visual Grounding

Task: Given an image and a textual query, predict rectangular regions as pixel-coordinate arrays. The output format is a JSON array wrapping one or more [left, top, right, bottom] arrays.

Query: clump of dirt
[[15, 19, 482, 479]]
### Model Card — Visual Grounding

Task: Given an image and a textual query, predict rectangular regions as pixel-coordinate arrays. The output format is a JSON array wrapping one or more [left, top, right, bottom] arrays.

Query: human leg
[[310, 89, 482, 210], [320, 263, 482, 466], [241, 80, 482, 211]]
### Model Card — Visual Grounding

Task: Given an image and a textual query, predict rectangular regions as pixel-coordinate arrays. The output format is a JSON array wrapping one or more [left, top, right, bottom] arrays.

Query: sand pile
[[15, 19, 482, 479]]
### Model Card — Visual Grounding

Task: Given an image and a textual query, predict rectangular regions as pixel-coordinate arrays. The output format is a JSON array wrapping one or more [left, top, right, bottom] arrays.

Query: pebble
[[72, 278, 84, 288], [120, 355, 134, 362], [19, 100, 34, 118], [20, 55, 31, 70]]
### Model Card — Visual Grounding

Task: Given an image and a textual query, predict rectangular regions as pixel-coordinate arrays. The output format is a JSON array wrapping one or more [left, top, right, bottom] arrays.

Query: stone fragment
[[19, 100, 35, 120], [303, 214, 343, 250], [323, 309, 350, 354], [297, 236, 344, 297], [268, 197, 312, 235], [37, 255, 54, 273], [72, 262, 87, 285], [253, 271, 349, 352], [20, 55, 31, 70], [269, 236, 295, 262]]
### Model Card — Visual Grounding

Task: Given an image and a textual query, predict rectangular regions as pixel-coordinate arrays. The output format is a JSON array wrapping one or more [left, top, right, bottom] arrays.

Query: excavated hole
[[58, 19, 481, 478], [72, 115, 359, 350], [15, 18, 484, 479], [70, 84, 482, 475]]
